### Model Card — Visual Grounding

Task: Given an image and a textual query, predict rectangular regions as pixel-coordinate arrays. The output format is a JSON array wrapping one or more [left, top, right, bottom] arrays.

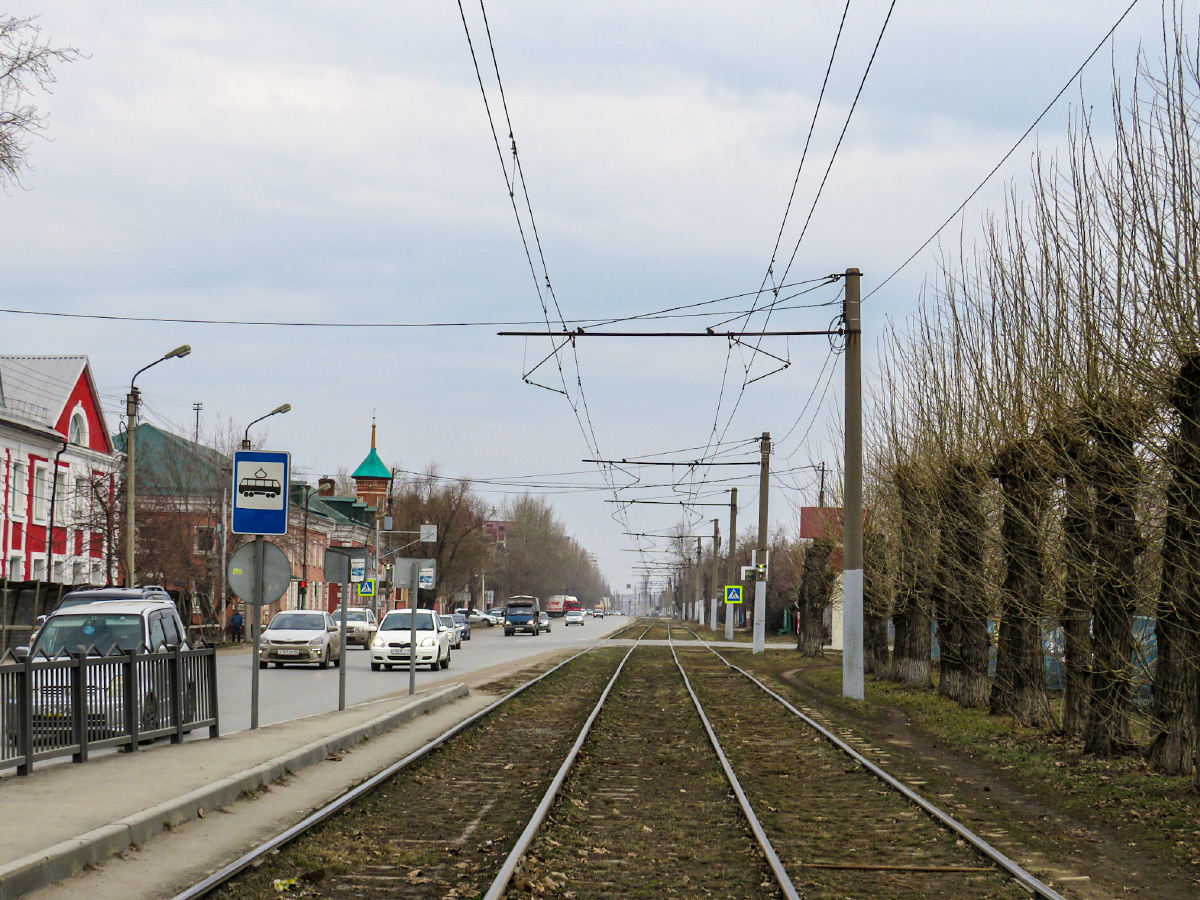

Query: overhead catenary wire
[[864, 0, 1146, 302]]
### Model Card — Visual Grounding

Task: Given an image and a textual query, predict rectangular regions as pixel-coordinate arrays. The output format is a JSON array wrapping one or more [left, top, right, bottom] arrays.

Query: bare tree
[[0, 16, 79, 186]]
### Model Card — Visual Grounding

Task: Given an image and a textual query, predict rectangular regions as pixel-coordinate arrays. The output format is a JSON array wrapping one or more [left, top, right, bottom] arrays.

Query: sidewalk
[[0, 681, 471, 900]]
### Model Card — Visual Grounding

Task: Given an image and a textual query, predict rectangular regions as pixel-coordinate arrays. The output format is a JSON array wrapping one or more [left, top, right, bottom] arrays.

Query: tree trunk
[[795, 538, 835, 657], [1084, 414, 1143, 757], [947, 462, 990, 708], [1060, 457, 1094, 737], [1150, 356, 1200, 775], [890, 466, 933, 688], [863, 531, 890, 675], [990, 442, 1053, 726]]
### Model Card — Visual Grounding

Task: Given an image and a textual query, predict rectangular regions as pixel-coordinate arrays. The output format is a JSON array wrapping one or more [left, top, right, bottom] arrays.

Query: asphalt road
[[216, 613, 627, 732]]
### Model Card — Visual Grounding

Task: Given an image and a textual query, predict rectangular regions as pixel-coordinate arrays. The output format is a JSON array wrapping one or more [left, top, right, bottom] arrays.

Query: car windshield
[[268, 613, 326, 631], [380, 611, 437, 631], [452, 614, 466, 624], [439, 615, 455, 627], [344, 610, 369, 622], [34, 613, 144, 655]]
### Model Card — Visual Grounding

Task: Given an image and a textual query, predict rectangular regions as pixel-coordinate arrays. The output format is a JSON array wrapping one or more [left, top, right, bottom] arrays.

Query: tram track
[[174, 618, 1074, 900]]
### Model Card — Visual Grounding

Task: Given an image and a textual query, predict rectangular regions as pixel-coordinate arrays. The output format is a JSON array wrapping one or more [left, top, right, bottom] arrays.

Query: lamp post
[[125, 345, 191, 588], [241, 404, 291, 450]]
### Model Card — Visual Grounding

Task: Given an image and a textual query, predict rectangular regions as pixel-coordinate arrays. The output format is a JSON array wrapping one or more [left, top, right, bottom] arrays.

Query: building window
[[10, 462, 25, 519], [195, 525, 216, 554], [32, 466, 48, 523], [75, 476, 90, 522], [8, 555, 21, 581], [69, 410, 88, 446], [32, 557, 45, 581], [53, 470, 67, 523], [53, 561, 64, 583], [72, 561, 83, 584]]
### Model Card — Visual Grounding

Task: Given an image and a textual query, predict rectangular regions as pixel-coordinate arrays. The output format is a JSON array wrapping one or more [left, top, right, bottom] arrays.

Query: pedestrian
[[231, 610, 244, 643]]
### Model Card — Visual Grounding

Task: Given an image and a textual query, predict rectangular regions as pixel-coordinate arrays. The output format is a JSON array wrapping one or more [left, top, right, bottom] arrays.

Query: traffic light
[[298, 579, 307, 599]]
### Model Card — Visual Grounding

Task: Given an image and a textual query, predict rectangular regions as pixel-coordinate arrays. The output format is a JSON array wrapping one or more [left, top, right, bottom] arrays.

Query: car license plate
[[278, 648, 299, 656]]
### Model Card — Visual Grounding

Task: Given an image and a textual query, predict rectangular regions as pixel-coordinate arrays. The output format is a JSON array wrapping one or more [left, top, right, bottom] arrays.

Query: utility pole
[[726, 487, 738, 640], [819, 462, 827, 507], [710, 518, 720, 631], [694, 536, 703, 624], [193, 402, 202, 443], [843, 268, 864, 699], [753, 432, 770, 654]]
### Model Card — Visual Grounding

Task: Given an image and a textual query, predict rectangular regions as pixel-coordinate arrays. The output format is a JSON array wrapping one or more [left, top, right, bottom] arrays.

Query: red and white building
[[0, 356, 119, 586]]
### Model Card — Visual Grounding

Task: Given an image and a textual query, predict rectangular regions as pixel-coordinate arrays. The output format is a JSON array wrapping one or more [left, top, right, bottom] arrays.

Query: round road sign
[[228, 540, 293, 605]]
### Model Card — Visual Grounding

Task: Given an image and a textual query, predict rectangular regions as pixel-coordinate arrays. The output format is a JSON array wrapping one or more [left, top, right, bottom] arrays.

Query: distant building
[[0, 355, 118, 587]]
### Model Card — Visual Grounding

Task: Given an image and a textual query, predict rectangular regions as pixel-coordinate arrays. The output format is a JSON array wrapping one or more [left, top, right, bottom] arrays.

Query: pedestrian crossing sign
[[357, 579, 376, 598], [724, 585, 742, 604]]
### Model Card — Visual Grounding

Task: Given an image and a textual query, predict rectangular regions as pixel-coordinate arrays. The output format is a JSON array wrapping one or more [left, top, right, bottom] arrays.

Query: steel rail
[[698, 641, 1070, 900], [479, 630, 648, 900], [169, 623, 651, 900], [664, 625, 802, 900]]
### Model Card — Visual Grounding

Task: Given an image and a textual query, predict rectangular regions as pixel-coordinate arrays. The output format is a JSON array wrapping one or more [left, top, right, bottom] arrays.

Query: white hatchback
[[565, 609, 585, 626], [371, 608, 451, 671]]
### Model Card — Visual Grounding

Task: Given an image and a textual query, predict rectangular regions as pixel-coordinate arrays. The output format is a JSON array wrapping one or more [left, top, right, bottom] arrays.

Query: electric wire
[[864, 0, 1145, 302]]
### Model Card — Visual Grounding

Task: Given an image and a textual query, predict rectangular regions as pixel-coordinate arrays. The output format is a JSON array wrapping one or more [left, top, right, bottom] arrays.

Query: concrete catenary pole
[[710, 518, 720, 631], [725, 487, 738, 640], [843, 268, 864, 699], [694, 536, 703, 623], [753, 432, 770, 654]]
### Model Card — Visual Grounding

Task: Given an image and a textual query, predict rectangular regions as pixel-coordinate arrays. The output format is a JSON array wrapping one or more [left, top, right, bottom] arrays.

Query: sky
[[0, 0, 1177, 596]]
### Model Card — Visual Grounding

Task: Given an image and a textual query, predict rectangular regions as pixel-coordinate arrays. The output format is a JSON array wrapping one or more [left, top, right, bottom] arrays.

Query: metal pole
[[409, 560, 418, 695], [843, 268, 865, 699], [124, 389, 139, 587], [338, 585, 348, 711], [694, 536, 703, 624], [710, 519, 720, 631], [725, 487, 737, 641], [219, 488, 228, 634], [250, 535, 263, 729], [753, 433, 770, 654]]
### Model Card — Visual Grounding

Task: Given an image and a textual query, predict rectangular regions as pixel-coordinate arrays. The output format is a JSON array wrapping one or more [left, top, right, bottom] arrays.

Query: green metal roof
[[352, 447, 390, 480], [112, 423, 229, 497]]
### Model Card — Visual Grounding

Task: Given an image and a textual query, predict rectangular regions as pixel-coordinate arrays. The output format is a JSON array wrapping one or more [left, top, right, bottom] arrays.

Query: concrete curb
[[0, 683, 469, 900]]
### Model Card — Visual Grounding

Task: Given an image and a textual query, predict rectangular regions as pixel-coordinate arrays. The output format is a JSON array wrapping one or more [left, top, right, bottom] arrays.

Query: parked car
[[371, 608, 450, 671], [451, 613, 472, 641], [440, 614, 464, 649], [334, 607, 378, 647], [466, 608, 493, 627], [9, 599, 195, 738], [483, 608, 505, 626], [258, 611, 342, 669], [565, 608, 585, 626], [538, 611, 552, 633], [55, 585, 174, 612], [504, 597, 540, 636]]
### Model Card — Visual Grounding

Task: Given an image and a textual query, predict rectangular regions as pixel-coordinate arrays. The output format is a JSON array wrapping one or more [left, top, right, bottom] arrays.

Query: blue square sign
[[232, 450, 290, 535]]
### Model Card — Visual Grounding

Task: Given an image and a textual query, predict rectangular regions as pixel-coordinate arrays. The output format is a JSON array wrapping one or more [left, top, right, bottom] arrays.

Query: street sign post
[[358, 579, 376, 598], [231, 450, 291, 536], [325, 547, 369, 711], [391, 557, 437, 695], [229, 449, 291, 731]]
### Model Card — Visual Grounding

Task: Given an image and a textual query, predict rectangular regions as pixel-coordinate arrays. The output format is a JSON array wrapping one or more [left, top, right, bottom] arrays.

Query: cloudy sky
[[0, 0, 1173, 594]]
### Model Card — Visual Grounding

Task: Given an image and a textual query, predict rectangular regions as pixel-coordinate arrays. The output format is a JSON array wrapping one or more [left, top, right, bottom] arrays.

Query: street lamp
[[125, 345, 191, 588], [241, 404, 291, 450]]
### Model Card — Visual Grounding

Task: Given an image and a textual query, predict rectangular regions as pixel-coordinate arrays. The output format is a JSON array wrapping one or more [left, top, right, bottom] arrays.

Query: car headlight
[[372, 636, 384, 648], [419, 636, 436, 647], [107, 673, 124, 700], [308, 637, 324, 648]]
